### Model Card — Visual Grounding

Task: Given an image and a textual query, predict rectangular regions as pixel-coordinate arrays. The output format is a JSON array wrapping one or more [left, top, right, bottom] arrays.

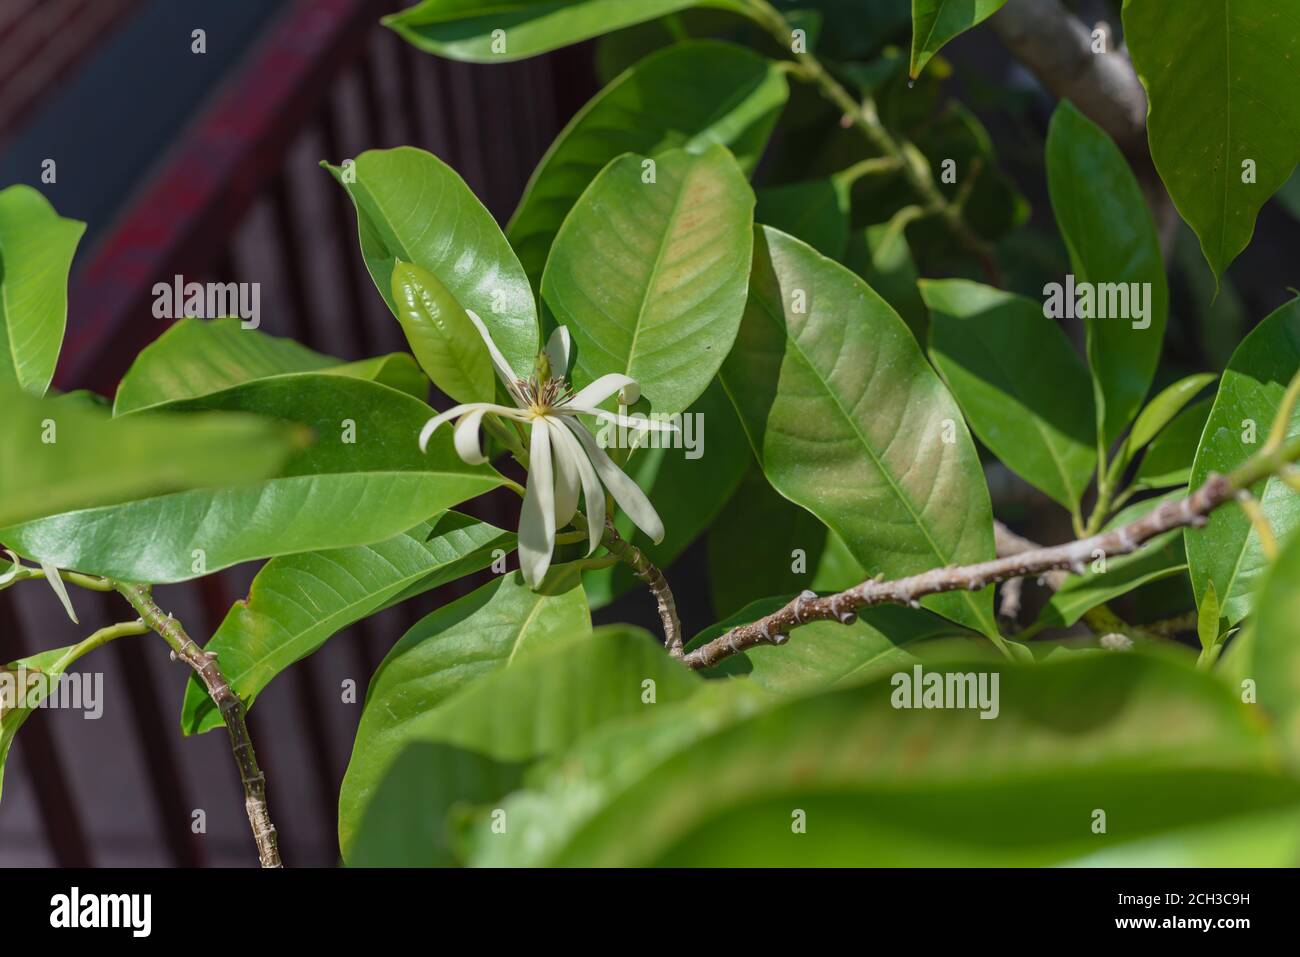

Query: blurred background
[[0, 0, 1295, 866]]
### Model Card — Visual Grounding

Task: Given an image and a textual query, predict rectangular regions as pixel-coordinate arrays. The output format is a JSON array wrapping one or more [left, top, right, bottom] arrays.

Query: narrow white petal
[[465, 308, 523, 395], [0, 549, 21, 586], [551, 421, 605, 554], [568, 373, 640, 409], [452, 408, 490, 465], [563, 406, 681, 432], [40, 560, 78, 625], [566, 420, 664, 544], [546, 419, 581, 527], [544, 326, 572, 376], [518, 417, 556, 588], [419, 402, 518, 452]]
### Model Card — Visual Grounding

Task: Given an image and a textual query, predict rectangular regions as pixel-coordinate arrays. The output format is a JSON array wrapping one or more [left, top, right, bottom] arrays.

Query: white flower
[[419, 312, 677, 587]]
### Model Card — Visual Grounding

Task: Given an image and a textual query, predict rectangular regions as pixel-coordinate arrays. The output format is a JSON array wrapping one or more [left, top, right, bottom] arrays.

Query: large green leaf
[[542, 146, 754, 414], [470, 652, 1294, 865], [721, 225, 998, 637], [688, 596, 978, 694], [909, 0, 1007, 78], [1187, 298, 1300, 624], [325, 147, 538, 374], [180, 512, 512, 735], [846, 209, 927, 341], [1, 375, 503, 581], [1, 642, 93, 802], [384, 0, 745, 62], [0, 386, 299, 529], [340, 614, 698, 858], [1252, 531, 1300, 756], [1045, 100, 1168, 445], [112, 318, 426, 414], [1124, 0, 1300, 281], [924, 279, 1096, 511], [583, 379, 749, 607], [509, 40, 787, 285], [755, 177, 850, 260], [1132, 397, 1213, 491], [0, 186, 84, 396]]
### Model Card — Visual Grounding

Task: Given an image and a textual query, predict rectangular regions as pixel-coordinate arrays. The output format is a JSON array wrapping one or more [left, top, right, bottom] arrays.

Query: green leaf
[[180, 512, 512, 735], [755, 176, 850, 259], [846, 208, 927, 341], [390, 261, 493, 403], [722, 226, 997, 638], [1187, 298, 1300, 625], [325, 147, 539, 374], [1133, 397, 1212, 491], [1, 375, 503, 581], [340, 614, 698, 859], [0, 186, 85, 396], [1123, 0, 1300, 282], [909, 0, 1007, 78], [113, 318, 426, 414], [583, 379, 749, 608], [924, 279, 1096, 511], [383, 0, 746, 62], [1045, 100, 1169, 445], [470, 651, 1293, 865], [1, 641, 92, 802], [1123, 373, 1217, 463], [509, 40, 788, 285], [1252, 531, 1300, 754], [1197, 579, 1221, 652], [1032, 494, 1187, 632], [542, 145, 755, 414], [687, 596, 978, 693], [0, 385, 299, 529]]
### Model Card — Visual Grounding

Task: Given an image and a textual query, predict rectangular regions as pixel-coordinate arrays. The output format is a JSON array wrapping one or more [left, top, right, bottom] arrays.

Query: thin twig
[[684, 438, 1300, 671], [578, 514, 683, 658], [114, 583, 282, 868]]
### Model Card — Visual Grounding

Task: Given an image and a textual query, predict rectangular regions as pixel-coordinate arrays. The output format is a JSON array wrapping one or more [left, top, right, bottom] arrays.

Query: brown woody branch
[[683, 465, 1262, 671], [115, 583, 282, 868], [598, 518, 683, 658]]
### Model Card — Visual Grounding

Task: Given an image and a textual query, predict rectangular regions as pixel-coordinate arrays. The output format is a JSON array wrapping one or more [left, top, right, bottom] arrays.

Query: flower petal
[[465, 308, 523, 397], [453, 408, 491, 465], [39, 560, 78, 625], [563, 406, 681, 432], [551, 420, 605, 554], [566, 419, 664, 544], [518, 417, 556, 588], [546, 418, 581, 527], [419, 402, 523, 452], [568, 373, 640, 409], [544, 326, 572, 377]]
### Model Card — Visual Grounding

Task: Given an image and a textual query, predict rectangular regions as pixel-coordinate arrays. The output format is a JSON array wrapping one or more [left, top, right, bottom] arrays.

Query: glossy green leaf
[[390, 261, 493, 404], [180, 512, 512, 735], [1133, 397, 1212, 491], [1252, 531, 1300, 754], [1123, 373, 1217, 463], [1, 642, 92, 803], [1046, 100, 1169, 444], [1, 375, 503, 582], [340, 614, 698, 858], [1032, 495, 1187, 632], [722, 226, 997, 637], [1198, 580, 1221, 652], [470, 652, 1291, 865], [755, 176, 850, 259], [689, 596, 978, 694], [1124, 0, 1300, 281], [542, 145, 754, 413], [0, 385, 299, 529], [924, 279, 1096, 511], [910, 0, 1007, 78], [325, 147, 538, 374], [0, 186, 84, 396], [113, 318, 426, 414], [1187, 298, 1300, 625], [383, 0, 744, 62], [584, 379, 749, 607], [847, 208, 927, 341], [509, 40, 787, 284]]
